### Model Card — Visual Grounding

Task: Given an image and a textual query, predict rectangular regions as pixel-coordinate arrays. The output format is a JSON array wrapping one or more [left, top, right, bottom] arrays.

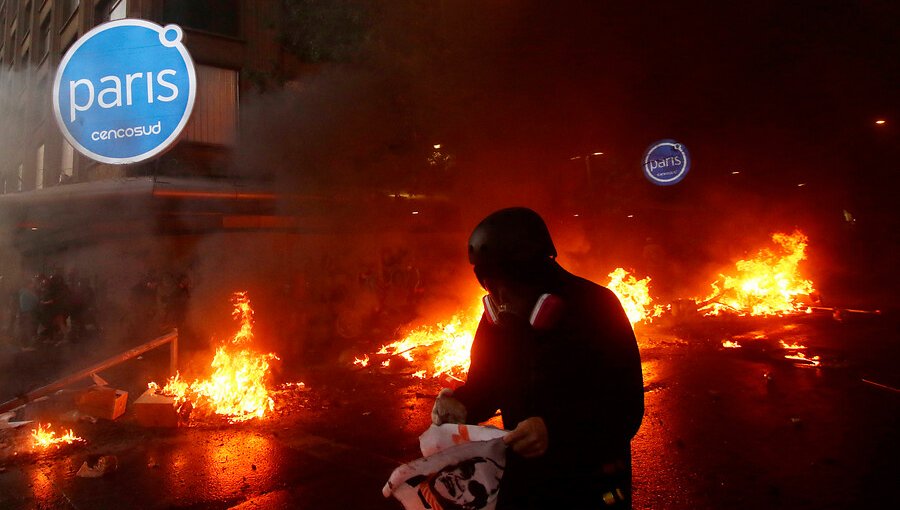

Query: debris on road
[[76, 455, 118, 478]]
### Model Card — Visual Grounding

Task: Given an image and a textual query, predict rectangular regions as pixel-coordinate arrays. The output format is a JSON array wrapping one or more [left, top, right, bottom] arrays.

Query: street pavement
[[0, 312, 897, 509]]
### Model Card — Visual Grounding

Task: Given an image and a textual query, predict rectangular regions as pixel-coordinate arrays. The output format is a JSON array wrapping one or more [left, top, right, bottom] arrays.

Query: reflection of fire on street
[[148, 292, 280, 423], [31, 423, 84, 450], [695, 231, 815, 316]]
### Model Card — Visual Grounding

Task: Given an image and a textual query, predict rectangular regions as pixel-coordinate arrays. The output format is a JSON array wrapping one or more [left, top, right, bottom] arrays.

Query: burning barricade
[[144, 292, 280, 425], [604, 268, 667, 327], [694, 231, 816, 317], [355, 298, 482, 381], [354, 267, 667, 380]]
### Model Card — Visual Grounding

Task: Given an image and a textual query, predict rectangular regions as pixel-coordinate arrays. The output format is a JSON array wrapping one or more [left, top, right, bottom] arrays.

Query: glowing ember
[[149, 292, 278, 423], [784, 351, 821, 366], [779, 340, 806, 350], [605, 268, 665, 327], [779, 339, 820, 366], [360, 297, 482, 379], [31, 423, 84, 450], [722, 340, 741, 348], [696, 231, 815, 316]]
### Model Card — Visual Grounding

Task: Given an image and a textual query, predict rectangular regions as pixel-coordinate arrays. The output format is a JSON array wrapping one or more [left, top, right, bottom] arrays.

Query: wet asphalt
[[0, 312, 897, 509]]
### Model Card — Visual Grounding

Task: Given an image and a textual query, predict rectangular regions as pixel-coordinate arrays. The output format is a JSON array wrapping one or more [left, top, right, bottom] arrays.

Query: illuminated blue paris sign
[[53, 20, 196, 164], [642, 139, 690, 186]]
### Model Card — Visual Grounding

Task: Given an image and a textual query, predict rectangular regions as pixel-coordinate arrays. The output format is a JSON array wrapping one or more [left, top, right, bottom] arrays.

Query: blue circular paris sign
[[642, 139, 690, 186], [53, 20, 196, 165]]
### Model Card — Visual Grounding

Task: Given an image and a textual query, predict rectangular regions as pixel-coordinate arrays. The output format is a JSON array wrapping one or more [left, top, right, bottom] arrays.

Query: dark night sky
[[392, 0, 898, 298], [423, 1, 897, 200], [240, 1, 897, 296]]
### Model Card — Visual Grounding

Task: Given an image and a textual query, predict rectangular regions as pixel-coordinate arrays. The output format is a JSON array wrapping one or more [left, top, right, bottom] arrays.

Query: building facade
[[0, 0, 290, 191]]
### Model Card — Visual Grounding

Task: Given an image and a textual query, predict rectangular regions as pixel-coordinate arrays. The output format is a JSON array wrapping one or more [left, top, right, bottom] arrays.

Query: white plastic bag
[[383, 425, 508, 510]]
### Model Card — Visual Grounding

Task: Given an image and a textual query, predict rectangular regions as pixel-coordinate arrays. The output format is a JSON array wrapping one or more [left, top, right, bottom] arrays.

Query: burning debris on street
[[694, 231, 816, 317], [604, 268, 667, 327], [355, 297, 482, 381], [0, 2, 896, 508], [147, 292, 281, 424], [30, 423, 84, 451]]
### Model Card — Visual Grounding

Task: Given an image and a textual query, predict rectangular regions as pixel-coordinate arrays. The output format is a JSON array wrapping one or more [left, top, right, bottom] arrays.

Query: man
[[432, 207, 644, 509]]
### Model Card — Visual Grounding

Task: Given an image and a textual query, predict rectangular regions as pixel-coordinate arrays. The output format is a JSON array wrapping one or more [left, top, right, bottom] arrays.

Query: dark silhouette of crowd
[[5, 270, 100, 350]]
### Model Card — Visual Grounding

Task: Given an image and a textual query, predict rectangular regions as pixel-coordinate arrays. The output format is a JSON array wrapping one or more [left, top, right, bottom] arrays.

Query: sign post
[[52, 20, 196, 165]]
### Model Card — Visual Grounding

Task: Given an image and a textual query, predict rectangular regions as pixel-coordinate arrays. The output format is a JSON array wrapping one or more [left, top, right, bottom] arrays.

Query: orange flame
[[605, 268, 665, 327], [358, 297, 482, 379], [722, 340, 741, 348], [779, 339, 820, 366], [784, 351, 821, 366], [359, 269, 666, 378], [150, 292, 278, 423], [779, 340, 805, 350], [31, 423, 84, 450], [696, 231, 815, 316]]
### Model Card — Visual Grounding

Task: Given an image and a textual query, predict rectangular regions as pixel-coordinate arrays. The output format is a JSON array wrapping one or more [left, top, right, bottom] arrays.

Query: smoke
[[2, 1, 898, 400]]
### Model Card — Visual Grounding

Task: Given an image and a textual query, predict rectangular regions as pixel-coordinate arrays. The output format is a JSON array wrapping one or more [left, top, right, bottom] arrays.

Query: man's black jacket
[[453, 265, 644, 473]]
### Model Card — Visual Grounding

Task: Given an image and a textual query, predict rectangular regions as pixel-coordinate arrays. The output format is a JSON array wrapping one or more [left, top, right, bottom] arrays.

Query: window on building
[[163, 0, 239, 37], [1, 2, 6, 43], [21, 1, 31, 38], [62, 0, 80, 22], [8, 20, 16, 60], [35, 144, 44, 190], [110, 0, 126, 20], [38, 15, 50, 60], [61, 34, 75, 58], [96, 0, 127, 23], [182, 65, 239, 146], [61, 140, 75, 181]]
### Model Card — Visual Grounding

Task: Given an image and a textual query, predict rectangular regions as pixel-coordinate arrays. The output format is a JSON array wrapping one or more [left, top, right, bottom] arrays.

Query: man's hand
[[431, 388, 467, 425], [503, 417, 548, 458]]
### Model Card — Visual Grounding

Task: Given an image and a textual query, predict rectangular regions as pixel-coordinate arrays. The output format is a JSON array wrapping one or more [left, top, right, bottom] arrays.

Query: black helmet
[[468, 208, 556, 283]]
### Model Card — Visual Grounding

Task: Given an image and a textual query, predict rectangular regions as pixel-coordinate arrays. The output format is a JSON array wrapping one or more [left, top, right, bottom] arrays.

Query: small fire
[[358, 297, 482, 380], [784, 351, 821, 366], [149, 292, 278, 423], [779, 340, 805, 350], [696, 231, 815, 316], [31, 423, 84, 450], [605, 268, 665, 327], [779, 339, 820, 366], [722, 340, 741, 348]]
